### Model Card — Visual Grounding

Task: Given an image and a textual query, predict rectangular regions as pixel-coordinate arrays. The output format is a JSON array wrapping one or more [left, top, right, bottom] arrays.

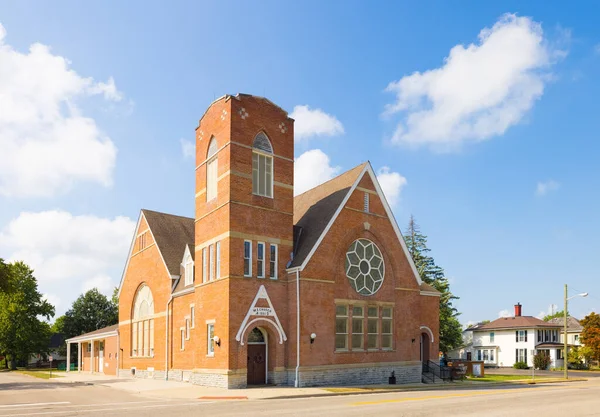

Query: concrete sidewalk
[[54, 371, 587, 401]]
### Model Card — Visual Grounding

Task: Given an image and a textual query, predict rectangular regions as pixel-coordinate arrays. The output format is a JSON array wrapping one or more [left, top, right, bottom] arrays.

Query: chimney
[[514, 303, 522, 317]]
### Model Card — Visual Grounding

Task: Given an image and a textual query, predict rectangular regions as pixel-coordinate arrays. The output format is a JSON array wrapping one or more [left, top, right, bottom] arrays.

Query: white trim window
[[252, 132, 273, 198], [216, 241, 221, 279], [381, 307, 392, 350], [184, 254, 194, 286], [209, 244, 214, 281], [490, 332, 495, 344], [185, 318, 190, 340], [206, 138, 218, 201], [131, 285, 154, 357], [207, 323, 215, 356], [367, 307, 379, 349], [180, 329, 185, 351], [202, 248, 207, 283], [351, 306, 364, 350], [269, 244, 277, 279], [244, 240, 252, 277], [335, 305, 348, 351], [257, 242, 265, 278], [190, 306, 195, 329]]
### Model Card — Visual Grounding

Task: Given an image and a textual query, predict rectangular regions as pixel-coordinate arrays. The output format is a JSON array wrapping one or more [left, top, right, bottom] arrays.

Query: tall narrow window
[[181, 329, 185, 351], [364, 192, 369, 212], [367, 307, 379, 349], [184, 254, 194, 286], [244, 241, 252, 277], [257, 242, 265, 278], [490, 332, 495, 344], [209, 244, 215, 281], [335, 306, 348, 351], [216, 241, 221, 279], [252, 132, 273, 198], [202, 248, 207, 283], [381, 307, 393, 350], [351, 306, 364, 349], [185, 318, 190, 340], [206, 138, 218, 201], [138, 232, 147, 250], [132, 322, 138, 356], [143, 320, 150, 356], [190, 306, 195, 328], [269, 244, 277, 279], [149, 319, 155, 356], [207, 323, 215, 356]]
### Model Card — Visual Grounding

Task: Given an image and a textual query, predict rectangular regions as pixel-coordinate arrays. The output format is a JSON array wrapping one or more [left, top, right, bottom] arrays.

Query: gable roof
[[290, 162, 425, 289], [65, 324, 118, 343], [142, 209, 194, 276], [291, 163, 367, 268], [547, 316, 583, 332], [478, 316, 560, 330]]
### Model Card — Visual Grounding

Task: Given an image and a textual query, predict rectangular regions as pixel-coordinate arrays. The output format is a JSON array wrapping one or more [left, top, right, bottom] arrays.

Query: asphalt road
[[1, 372, 599, 417]]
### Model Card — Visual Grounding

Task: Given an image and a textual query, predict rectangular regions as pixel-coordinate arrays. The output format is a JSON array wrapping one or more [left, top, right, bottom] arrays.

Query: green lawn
[[15, 369, 63, 379], [468, 374, 551, 383]]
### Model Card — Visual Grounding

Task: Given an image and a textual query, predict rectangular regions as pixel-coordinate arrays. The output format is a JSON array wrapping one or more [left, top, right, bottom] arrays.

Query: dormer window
[[184, 253, 194, 286], [252, 132, 273, 198], [206, 137, 218, 201]]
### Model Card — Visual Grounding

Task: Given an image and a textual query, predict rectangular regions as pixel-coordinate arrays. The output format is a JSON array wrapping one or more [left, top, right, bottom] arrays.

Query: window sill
[[206, 354, 215, 358]]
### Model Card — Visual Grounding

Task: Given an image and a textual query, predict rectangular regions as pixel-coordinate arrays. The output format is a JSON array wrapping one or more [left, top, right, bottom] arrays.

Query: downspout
[[165, 295, 173, 380], [295, 268, 300, 387]]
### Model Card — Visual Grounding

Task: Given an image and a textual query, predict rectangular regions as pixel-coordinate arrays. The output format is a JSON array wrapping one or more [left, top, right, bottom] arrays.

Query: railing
[[422, 360, 453, 383]]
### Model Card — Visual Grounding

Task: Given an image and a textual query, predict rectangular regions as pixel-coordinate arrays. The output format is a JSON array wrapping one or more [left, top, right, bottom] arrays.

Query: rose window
[[345, 239, 385, 296]]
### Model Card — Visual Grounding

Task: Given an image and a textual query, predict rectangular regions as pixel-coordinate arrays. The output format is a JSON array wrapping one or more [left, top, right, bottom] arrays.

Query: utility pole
[[564, 284, 568, 380]]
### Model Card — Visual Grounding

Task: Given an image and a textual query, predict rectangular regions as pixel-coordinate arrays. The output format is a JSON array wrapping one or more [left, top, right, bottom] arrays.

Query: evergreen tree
[[404, 215, 463, 353]]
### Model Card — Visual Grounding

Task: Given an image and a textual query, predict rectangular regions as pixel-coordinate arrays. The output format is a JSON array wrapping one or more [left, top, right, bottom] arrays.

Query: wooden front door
[[247, 344, 266, 385]]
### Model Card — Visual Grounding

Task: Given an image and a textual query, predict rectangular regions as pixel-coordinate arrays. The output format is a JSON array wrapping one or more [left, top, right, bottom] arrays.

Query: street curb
[[257, 378, 588, 400]]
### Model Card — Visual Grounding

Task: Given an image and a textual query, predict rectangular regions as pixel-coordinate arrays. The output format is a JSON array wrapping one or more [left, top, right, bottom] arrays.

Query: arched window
[[206, 137, 218, 201], [131, 285, 155, 357], [184, 252, 194, 286], [252, 132, 273, 198]]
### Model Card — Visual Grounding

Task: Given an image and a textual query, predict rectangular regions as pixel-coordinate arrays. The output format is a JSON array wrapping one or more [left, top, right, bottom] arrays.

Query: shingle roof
[[419, 282, 440, 294], [142, 209, 194, 276], [547, 316, 583, 331], [65, 324, 118, 342], [290, 163, 367, 267], [478, 316, 560, 330]]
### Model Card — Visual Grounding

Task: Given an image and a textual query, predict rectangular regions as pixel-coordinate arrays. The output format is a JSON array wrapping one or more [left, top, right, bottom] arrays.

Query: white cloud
[[0, 23, 122, 197], [537, 303, 559, 319], [498, 309, 511, 318], [0, 210, 135, 315], [294, 149, 341, 195], [290, 105, 344, 141], [384, 14, 563, 150], [376, 167, 407, 207], [536, 180, 560, 196], [180, 138, 195, 159]]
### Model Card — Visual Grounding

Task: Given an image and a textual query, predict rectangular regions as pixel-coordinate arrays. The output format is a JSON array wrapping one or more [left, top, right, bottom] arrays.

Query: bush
[[534, 352, 552, 370], [514, 361, 529, 369]]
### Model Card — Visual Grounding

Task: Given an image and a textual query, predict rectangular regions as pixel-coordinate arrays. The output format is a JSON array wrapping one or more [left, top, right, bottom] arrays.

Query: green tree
[[62, 288, 118, 340], [543, 309, 568, 322], [404, 215, 462, 353], [0, 261, 55, 369], [580, 312, 600, 362]]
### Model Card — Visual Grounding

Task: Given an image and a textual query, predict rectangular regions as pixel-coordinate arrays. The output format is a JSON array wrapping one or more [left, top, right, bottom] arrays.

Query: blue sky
[[0, 1, 599, 323]]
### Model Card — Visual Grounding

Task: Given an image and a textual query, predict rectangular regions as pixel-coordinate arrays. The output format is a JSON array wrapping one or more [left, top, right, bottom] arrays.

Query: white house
[[455, 304, 564, 368], [547, 316, 583, 346]]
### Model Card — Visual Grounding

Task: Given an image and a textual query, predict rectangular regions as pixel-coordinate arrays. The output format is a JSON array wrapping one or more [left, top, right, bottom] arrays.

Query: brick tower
[[194, 94, 294, 387]]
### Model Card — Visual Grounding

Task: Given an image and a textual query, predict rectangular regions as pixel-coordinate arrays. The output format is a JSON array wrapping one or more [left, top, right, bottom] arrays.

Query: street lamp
[[564, 284, 588, 380]]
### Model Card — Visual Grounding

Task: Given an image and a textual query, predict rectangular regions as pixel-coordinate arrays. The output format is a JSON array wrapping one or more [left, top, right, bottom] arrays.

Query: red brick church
[[66, 94, 440, 388]]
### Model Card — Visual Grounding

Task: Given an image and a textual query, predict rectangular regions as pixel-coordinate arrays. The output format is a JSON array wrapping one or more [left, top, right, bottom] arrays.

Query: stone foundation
[[294, 361, 421, 387], [117, 361, 421, 388]]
